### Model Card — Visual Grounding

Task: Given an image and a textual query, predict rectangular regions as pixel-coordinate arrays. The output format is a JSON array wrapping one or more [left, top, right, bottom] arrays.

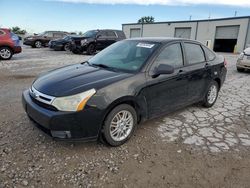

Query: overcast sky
[[1, 0, 250, 33]]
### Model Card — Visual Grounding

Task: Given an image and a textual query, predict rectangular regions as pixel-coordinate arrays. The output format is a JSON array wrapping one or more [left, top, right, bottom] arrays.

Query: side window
[[154, 43, 183, 68], [53, 33, 63, 38], [184, 43, 205, 64], [106, 31, 116, 38], [0, 30, 5, 35], [202, 46, 216, 61], [98, 31, 108, 38], [44, 32, 53, 37]]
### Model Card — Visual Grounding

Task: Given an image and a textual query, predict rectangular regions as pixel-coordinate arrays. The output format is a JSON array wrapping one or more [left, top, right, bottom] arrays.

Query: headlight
[[238, 53, 244, 60], [80, 39, 88, 45], [51, 89, 96, 112], [26, 37, 33, 40]]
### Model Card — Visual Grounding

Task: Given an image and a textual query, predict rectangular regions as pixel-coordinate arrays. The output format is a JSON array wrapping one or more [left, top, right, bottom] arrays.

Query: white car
[[237, 47, 250, 72]]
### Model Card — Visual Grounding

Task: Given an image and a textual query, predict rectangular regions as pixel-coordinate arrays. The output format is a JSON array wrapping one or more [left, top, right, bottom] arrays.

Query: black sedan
[[49, 35, 75, 51], [22, 38, 227, 146]]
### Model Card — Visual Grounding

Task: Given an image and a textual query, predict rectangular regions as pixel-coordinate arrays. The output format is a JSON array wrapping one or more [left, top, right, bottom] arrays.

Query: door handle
[[178, 69, 185, 74], [205, 63, 210, 68]]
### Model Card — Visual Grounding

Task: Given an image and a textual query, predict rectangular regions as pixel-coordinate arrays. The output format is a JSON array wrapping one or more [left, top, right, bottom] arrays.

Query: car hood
[[33, 63, 132, 97]]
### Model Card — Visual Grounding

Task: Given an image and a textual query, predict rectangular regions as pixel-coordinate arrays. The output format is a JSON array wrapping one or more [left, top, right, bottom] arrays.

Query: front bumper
[[13, 46, 22, 54], [22, 90, 103, 141], [237, 59, 250, 70]]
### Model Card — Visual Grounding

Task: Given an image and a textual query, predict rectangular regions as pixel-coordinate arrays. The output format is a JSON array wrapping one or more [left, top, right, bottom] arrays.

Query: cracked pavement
[[157, 55, 250, 152]]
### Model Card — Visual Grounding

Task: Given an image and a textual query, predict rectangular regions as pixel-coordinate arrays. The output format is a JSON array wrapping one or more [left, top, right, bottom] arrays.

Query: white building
[[122, 16, 250, 53]]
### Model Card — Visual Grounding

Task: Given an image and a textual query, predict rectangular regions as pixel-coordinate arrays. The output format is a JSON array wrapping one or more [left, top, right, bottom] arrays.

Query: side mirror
[[152, 64, 174, 78], [96, 34, 101, 39]]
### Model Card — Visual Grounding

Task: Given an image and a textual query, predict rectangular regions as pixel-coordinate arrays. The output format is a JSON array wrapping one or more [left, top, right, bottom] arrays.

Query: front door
[[145, 42, 189, 118]]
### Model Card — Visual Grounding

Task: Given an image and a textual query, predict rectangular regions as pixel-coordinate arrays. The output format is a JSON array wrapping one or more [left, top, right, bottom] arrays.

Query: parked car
[[23, 31, 69, 48], [70, 29, 126, 55], [237, 47, 250, 72], [22, 38, 227, 146], [0, 28, 22, 60], [49, 35, 78, 51]]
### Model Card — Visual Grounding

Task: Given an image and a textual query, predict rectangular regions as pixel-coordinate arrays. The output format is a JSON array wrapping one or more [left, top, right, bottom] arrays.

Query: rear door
[[182, 42, 211, 102], [145, 42, 190, 118], [105, 31, 118, 46], [96, 31, 108, 50]]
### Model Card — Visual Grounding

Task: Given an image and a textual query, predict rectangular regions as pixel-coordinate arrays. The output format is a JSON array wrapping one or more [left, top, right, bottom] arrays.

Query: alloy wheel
[[110, 110, 134, 142], [0, 48, 11, 59], [207, 84, 217, 104]]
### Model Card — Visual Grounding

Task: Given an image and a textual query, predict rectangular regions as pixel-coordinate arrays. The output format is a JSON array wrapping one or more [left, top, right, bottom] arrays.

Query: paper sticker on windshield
[[136, 43, 155, 48]]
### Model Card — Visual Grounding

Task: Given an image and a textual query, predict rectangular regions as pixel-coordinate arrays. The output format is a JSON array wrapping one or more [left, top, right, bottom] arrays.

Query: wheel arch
[[0, 45, 13, 53], [101, 96, 145, 127], [214, 77, 221, 90]]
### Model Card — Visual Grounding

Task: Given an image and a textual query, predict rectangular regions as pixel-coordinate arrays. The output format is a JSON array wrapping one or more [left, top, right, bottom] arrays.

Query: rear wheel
[[34, 40, 42, 48], [237, 67, 244, 72], [64, 43, 70, 51], [202, 81, 219, 108], [0, 47, 13, 60], [102, 104, 137, 146], [86, 43, 96, 55]]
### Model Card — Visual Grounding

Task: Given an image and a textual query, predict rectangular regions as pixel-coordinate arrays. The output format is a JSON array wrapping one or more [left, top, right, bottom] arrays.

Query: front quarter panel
[[87, 73, 148, 119]]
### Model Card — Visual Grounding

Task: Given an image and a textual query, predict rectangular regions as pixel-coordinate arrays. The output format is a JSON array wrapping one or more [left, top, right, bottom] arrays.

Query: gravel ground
[[0, 46, 250, 188]]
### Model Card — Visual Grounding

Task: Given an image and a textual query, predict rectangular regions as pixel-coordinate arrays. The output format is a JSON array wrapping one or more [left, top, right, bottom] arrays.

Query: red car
[[0, 28, 22, 60]]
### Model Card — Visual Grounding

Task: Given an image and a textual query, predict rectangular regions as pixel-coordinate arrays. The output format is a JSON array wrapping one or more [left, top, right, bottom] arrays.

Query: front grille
[[30, 95, 58, 111], [29, 87, 57, 111]]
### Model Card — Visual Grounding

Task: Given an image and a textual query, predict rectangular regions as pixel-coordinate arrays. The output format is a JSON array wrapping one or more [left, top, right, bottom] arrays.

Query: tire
[[63, 43, 70, 51], [237, 67, 244, 72], [202, 80, 219, 108], [102, 104, 137, 146], [0, 47, 13, 60], [34, 40, 42, 48], [72, 50, 79, 54], [86, 43, 96, 55]]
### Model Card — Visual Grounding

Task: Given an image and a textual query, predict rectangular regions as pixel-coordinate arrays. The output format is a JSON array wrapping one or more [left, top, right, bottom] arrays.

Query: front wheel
[[102, 104, 137, 146], [202, 81, 219, 108], [86, 44, 96, 55], [0, 47, 13, 60]]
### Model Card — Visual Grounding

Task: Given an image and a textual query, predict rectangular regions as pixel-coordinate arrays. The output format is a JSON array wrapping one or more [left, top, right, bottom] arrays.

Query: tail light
[[224, 58, 227, 68]]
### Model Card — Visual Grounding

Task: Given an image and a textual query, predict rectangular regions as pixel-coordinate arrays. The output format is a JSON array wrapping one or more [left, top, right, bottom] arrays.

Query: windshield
[[63, 36, 71, 40], [37, 32, 46, 36], [88, 40, 159, 73], [83, 30, 98, 38]]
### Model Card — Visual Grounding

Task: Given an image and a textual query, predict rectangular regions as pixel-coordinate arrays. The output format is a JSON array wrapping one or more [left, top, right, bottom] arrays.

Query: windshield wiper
[[81, 61, 90, 65], [92, 63, 111, 69]]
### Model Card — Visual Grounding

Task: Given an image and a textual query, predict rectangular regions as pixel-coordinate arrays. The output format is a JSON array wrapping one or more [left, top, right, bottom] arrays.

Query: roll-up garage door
[[174, 27, 191, 39], [215, 25, 240, 39], [130, 28, 141, 38], [214, 25, 240, 52]]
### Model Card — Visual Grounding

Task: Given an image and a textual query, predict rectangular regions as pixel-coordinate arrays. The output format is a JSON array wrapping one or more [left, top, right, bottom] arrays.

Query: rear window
[[184, 43, 205, 64], [106, 31, 116, 37], [116, 31, 126, 39], [202, 46, 216, 61]]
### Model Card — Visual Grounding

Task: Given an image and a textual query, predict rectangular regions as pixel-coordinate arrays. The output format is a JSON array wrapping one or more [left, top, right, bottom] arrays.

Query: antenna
[[234, 11, 237, 17]]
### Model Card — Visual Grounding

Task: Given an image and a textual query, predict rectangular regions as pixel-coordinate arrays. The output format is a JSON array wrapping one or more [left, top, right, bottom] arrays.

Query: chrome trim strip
[[30, 86, 55, 105]]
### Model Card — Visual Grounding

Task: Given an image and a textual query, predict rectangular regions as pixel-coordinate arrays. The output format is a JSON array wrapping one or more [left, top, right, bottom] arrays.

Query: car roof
[[126, 37, 199, 44]]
